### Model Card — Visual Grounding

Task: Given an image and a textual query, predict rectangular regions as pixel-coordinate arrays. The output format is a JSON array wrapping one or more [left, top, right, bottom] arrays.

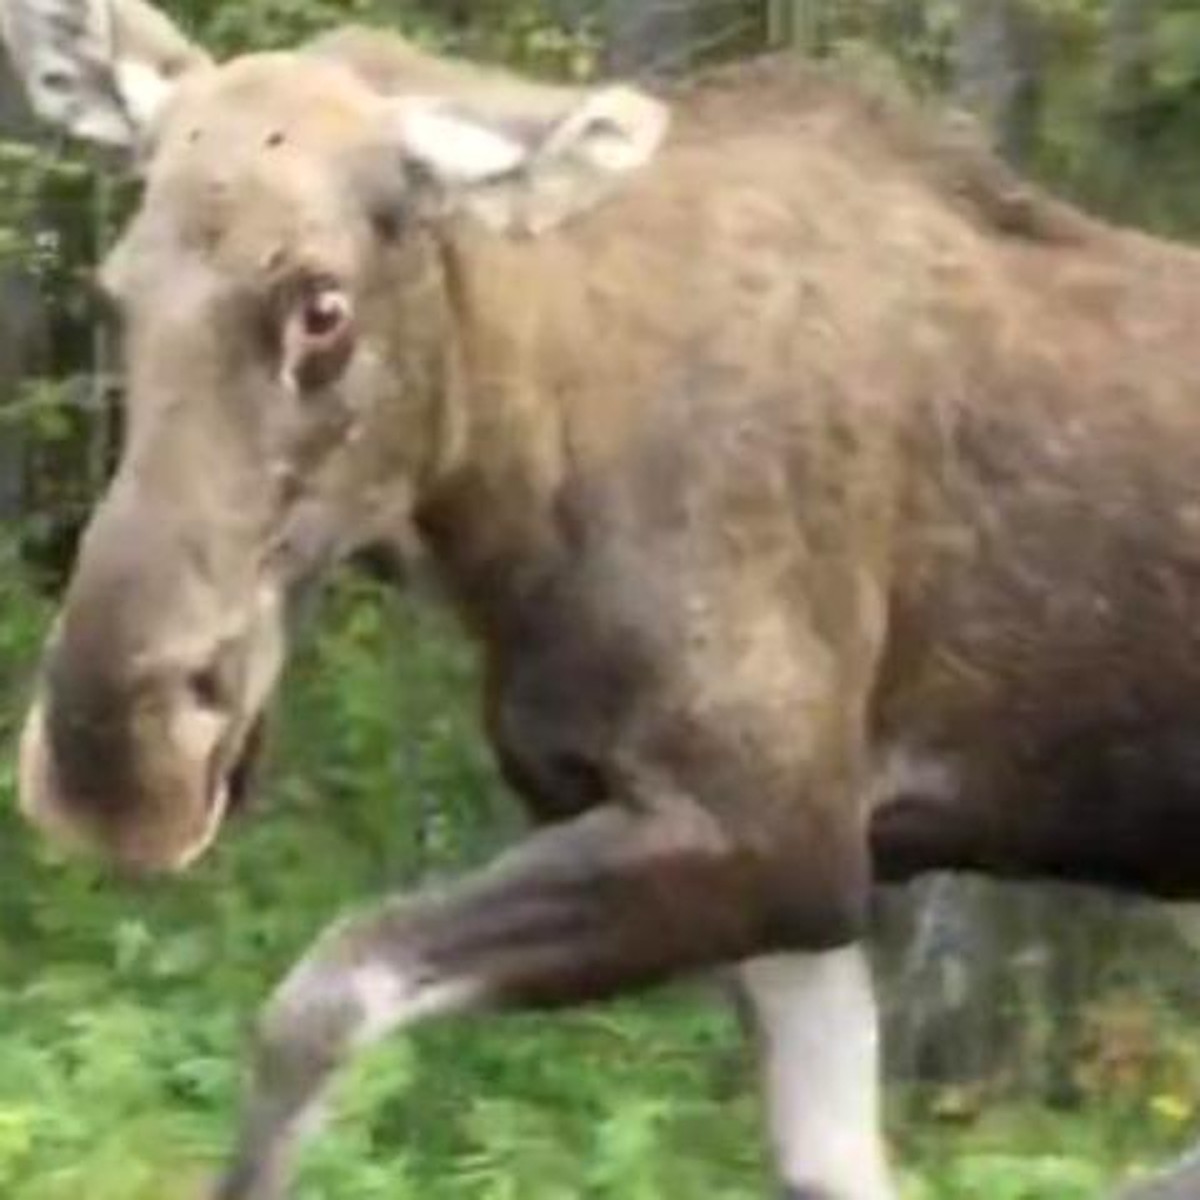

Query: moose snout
[[18, 638, 239, 873], [16, 465, 289, 873]]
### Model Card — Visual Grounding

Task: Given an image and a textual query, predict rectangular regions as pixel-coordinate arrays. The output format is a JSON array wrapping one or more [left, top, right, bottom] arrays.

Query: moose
[[6, 0, 1200, 1196]]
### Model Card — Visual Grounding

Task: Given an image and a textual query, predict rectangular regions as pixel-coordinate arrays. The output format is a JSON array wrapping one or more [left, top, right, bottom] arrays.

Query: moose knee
[[761, 840, 872, 952], [252, 910, 484, 1088], [252, 956, 370, 1094]]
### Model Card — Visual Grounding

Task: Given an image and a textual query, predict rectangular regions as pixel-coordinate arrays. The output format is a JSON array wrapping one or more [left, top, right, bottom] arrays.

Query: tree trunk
[[0, 45, 43, 526], [955, 0, 1043, 165], [1103, 0, 1158, 218], [603, 0, 695, 76], [1107, 0, 1156, 117]]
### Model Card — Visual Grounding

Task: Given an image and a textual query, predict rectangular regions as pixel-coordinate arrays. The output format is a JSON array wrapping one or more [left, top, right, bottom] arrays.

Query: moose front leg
[[212, 800, 865, 1200], [740, 947, 894, 1200]]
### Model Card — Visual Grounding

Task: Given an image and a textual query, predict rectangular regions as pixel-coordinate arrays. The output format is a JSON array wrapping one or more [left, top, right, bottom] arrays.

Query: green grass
[[0, 567, 1194, 1199]]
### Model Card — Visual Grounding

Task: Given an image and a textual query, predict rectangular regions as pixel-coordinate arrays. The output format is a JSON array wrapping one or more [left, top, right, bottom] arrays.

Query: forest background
[[3, 2, 1200, 1197]]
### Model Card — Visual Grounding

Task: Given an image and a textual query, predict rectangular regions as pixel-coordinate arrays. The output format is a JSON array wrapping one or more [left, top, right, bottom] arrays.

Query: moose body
[[7, 2, 1200, 1197]]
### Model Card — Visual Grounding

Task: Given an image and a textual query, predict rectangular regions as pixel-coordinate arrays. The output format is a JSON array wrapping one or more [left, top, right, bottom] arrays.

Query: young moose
[[8, 1, 1200, 1197]]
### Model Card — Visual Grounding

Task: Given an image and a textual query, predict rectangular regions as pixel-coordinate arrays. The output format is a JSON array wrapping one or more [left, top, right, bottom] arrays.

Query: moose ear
[[0, 0, 210, 150], [390, 84, 669, 235]]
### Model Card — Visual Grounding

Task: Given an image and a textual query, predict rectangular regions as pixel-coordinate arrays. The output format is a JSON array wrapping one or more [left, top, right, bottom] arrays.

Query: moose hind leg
[[739, 946, 895, 1200], [211, 801, 862, 1200]]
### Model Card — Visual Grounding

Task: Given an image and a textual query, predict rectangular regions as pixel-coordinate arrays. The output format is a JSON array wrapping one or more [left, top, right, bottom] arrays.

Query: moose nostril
[[186, 665, 226, 711]]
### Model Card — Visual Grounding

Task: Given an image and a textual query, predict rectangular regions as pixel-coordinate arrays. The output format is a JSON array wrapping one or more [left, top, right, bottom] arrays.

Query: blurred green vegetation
[[4, 2, 1200, 1198], [782, 0, 1200, 237]]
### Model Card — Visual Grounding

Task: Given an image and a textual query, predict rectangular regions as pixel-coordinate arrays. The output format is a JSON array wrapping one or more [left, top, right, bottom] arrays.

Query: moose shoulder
[[6, 2, 1200, 1198]]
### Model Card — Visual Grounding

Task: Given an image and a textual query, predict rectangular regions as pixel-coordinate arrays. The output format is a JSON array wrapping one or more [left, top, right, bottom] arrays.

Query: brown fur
[[398, 51, 1200, 898]]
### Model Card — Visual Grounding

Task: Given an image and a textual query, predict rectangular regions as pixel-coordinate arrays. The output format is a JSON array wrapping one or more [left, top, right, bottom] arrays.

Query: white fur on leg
[[740, 946, 895, 1200]]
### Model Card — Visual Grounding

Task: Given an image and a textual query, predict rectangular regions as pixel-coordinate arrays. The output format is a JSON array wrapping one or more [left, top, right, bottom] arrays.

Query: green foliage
[[785, 0, 1200, 237]]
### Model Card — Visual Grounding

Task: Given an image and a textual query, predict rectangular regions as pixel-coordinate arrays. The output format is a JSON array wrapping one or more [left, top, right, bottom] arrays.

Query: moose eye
[[281, 281, 356, 392], [301, 287, 350, 341]]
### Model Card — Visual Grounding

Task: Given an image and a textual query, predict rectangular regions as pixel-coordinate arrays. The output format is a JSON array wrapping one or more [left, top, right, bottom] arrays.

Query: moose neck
[[414, 222, 578, 636]]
